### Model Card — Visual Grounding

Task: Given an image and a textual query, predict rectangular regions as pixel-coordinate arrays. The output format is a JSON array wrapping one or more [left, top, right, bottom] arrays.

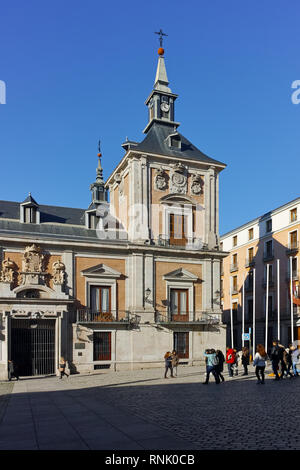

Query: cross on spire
[[155, 29, 168, 48]]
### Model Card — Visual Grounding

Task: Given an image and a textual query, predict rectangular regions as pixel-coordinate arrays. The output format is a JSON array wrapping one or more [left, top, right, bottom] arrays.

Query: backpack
[[213, 355, 219, 366]]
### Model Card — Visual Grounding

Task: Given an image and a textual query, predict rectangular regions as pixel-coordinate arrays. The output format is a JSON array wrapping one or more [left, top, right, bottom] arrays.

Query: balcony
[[156, 235, 208, 250], [245, 258, 255, 268], [263, 251, 274, 262], [155, 311, 221, 325], [230, 263, 239, 273], [286, 242, 299, 255], [262, 277, 275, 289], [76, 309, 141, 326]]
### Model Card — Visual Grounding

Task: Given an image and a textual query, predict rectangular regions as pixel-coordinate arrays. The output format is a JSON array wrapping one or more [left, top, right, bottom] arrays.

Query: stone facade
[[0, 47, 227, 379]]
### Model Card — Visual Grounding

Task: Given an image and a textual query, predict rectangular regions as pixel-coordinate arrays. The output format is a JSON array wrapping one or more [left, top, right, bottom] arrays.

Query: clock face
[[160, 102, 170, 112]]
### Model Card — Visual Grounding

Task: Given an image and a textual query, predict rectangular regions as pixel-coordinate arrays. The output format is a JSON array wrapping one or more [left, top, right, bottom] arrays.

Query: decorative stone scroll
[[154, 166, 168, 191], [52, 260, 65, 285]]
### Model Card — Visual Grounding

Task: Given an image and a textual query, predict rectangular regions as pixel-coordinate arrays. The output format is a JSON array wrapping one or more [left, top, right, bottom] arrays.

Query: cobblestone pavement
[[1, 365, 300, 450], [0, 382, 14, 424]]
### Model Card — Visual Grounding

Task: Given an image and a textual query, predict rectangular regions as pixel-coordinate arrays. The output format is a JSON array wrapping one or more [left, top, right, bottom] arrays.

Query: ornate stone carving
[[22, 244, 45, 273], [0, 258, 15, 283], [114, 172, 122, 184], [21, 244, 46, 286], [52, 260, 65, 285], [154, 167, 168, 191], [170, 163, 187, 194], [191, 173, 203, 195], [11, 309, 57, 318]]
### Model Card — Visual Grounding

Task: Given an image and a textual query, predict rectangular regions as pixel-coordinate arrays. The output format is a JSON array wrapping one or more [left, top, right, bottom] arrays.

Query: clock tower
[[143, 40, 180, 134]]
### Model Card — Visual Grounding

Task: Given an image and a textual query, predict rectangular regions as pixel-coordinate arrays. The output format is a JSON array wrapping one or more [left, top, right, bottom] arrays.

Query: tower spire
[[90, 140, 107, 203], [143, 32, 179, 134]]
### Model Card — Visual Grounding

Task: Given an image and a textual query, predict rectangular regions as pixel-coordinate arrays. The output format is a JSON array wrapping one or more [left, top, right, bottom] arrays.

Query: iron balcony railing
[[230, 263, 239, 272], [156, 235, 208, 250], [245, 258, 255, 268], [286, 242, 299, 254], [263, 250, 274, 262], [155, 311, 221, 325], [262, 277, 275, 288], [76, 309, 141, 325]]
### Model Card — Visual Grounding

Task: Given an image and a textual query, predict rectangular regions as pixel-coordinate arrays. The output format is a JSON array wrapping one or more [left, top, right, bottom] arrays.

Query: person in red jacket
[[226, 347, 236, 377]]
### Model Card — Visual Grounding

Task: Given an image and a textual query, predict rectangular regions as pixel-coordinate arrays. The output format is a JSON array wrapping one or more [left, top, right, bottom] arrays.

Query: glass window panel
[[170, 290, 178, 314], [91, 287, 100, 311], [180, 291, 187, 315], [101, 288, 110, 313]]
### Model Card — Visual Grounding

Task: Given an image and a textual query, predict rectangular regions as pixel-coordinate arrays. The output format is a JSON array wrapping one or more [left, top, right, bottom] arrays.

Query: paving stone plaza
[[0, 365, 299, 450]]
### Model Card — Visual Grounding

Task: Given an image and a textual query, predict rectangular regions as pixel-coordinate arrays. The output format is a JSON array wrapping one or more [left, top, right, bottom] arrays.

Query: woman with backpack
[[253, 344, 267, 384], [203, 349, 220, 385]]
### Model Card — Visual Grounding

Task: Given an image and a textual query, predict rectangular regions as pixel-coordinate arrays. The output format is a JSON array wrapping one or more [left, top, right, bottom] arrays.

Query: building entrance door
[[11, 319, 55, 376]]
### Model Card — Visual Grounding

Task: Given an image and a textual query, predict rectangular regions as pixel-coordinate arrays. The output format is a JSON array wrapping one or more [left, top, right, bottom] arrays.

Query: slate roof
[[134, 122, 226, 167], [0, 200, 127, 243]]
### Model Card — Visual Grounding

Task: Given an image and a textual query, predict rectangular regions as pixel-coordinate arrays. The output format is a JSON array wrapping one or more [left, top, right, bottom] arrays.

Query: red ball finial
[[97, 153, 102, 157], [158, 47, 164, 56]]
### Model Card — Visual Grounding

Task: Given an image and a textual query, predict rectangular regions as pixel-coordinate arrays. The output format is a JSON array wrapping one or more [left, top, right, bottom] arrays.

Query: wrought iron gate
[[11, 319, 55, 376]]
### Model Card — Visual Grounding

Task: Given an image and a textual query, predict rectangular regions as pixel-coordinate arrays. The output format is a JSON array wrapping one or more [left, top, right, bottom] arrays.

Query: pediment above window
[[160, 194, 195, 205], [163, 268, 198, 282], [81, 263, 122, 279]]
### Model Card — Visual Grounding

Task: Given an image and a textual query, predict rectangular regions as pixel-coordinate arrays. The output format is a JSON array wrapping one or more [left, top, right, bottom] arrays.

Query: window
[[290, 208, 297, 223], [266, 219, 272, 232], [232, 302, 238, 322], [248, 228, 254, 240], [247, 298, 253, 320], [290, 231, 298, 249], [93, 332, 111, 361], [248, 247, 254, 262], [24, 206, 36, 223], [90, 286, 111, 313], [170, 289, 189, 320], [231, 276, 238, 293], [232, 235, 237, 247], [265, 264, 273, 283], [265, 240, 273, 258], [169, 214, 187, 246], [174, 332, 189, 359], [220, 242, 223, 251], [247, 270, 254, 290], [290, 257, 297, 278], [89, 213, 98, 229]]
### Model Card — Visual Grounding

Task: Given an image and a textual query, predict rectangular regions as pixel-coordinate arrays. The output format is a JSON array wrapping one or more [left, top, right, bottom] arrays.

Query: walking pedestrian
[[283, 346, 294, 378], [58, 357, 69, 379], [233, 349, 240, 376], [241, 347, 250, 376], [203, 349, 220, 385], [291, 344, 300, 377], [215, 349, 225, 382], [278, 343, 286, 379], [253, 344, 267, 384], [8, 360, 19, 381], [226, 347, 236, 377], [270, 340, 281, 380], [171, 350, 179, 377], [164, 352, 174, 379]]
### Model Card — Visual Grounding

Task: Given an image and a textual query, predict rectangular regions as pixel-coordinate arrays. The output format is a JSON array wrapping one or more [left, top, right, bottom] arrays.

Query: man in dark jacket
[[270, 340, 284, 380]]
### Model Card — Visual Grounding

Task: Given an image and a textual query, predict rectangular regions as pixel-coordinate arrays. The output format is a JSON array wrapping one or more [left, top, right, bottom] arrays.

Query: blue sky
[[0, 0, 299, 234]]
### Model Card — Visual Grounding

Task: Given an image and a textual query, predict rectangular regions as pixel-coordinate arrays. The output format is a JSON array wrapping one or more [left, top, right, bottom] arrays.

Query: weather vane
[[155, 29, 168, 48]]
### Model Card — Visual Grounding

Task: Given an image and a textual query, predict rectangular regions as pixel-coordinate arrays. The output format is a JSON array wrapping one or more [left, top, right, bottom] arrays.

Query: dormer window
[[20, 193, 40, 224], [88, 213, 98, 229], [167, 132, 181, 150], [24, 206, 36, 223]]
